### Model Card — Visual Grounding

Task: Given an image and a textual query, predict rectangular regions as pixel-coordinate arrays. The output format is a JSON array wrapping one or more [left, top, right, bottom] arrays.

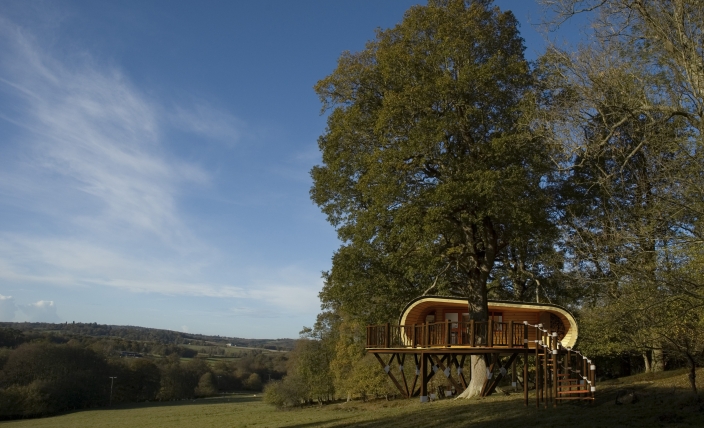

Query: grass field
[[3, 369, 704, 427]]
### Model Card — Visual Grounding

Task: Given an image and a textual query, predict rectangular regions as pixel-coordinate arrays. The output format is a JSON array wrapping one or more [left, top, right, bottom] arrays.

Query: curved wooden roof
[[398, 295, 579, 348]]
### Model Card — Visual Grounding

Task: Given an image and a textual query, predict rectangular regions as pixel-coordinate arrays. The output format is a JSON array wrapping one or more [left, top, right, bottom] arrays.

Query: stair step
[[557, 390, 591, 395]]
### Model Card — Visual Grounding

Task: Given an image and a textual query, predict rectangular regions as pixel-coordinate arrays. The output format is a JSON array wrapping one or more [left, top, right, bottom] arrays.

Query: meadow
[[3, 368, 703, 428]]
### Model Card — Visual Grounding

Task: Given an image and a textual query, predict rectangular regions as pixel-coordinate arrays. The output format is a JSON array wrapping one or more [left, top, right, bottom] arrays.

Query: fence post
[[424, 322, 429, 348], [508, 320, 514, 347], [488, 318, 494, 347], [446, 319, 451, 347], [523, 322, 529, 349], [412, 323, 417, 348], [385, 323, 390, 348]]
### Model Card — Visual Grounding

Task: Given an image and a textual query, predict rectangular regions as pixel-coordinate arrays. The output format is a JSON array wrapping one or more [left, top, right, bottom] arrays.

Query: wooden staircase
[[533, 324, 595, 407]]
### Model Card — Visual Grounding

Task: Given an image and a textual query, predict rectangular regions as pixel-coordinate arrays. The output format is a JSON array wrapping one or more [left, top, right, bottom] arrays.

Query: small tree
[[194, 372, 217, 397]]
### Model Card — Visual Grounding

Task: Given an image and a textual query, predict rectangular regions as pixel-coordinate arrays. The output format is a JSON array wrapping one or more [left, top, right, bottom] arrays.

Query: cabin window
[[444, 312, 458, 327], [425, 314, 435, 323]]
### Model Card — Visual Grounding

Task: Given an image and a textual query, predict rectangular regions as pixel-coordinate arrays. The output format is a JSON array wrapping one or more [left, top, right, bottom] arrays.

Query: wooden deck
[[366, 321, 596, 407]]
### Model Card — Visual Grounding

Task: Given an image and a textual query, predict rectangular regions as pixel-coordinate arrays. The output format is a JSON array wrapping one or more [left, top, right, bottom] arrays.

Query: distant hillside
[[0, 321, 296, 351]]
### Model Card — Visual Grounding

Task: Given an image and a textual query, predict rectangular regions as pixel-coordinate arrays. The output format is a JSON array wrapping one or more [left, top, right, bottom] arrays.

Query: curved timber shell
[[398, 296, 579, 348]]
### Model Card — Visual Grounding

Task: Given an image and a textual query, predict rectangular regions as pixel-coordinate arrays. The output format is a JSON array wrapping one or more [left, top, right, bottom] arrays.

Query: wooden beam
[[452, 354, 467, 390], [420, 352, 429, 402], [398, 353, 410, 398], [430, 354, 461, 392], [480, 353, 498, 397], [482, 352, 519, 397], [410, 353, 419, 398], [373, 353, 406, 397]]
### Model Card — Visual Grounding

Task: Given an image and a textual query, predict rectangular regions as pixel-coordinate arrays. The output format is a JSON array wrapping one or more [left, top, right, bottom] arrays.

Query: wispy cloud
[[0, 15, 323, 322], [0, 17, 209, 243], [171, 103, 246, 146]]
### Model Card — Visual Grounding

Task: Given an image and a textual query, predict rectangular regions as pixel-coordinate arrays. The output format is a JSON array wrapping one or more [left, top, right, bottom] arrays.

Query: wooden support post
[[590, 361, 596, 400], [524, 351, 529, 407], [535, 326, 540, 408], [480, 353, 499, 397], [424, 322, 429, 348], [385, 323, 390, 348], [420, 352, 429, 402], [512, 357, 517, 390], [552, 335, 558, 407], [412, 324, 417, 348], [543, 340, 548, 408], [508, 320, 514, 348], [524, 322, 529, 349]]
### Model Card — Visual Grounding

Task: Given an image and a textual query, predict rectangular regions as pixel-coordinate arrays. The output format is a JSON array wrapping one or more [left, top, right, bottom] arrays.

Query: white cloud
[[21, 300, 60, 322], [172, 104, 245, 146], [0, 16, 323, 320], [0, 294, 18, 321], [0, 16, 210, 246]]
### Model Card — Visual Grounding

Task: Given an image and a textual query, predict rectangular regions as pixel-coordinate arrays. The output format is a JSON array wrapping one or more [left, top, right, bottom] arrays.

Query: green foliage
[[194, 372, 218, 397], [348, 355, 394, 401], [312, 0, 558, 325], [243, 373, 262, 392], [263, 374, 307, 408]]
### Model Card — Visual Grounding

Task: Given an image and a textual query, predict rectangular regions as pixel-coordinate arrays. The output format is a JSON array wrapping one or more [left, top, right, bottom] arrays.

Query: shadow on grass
[[296, 384, 704, 428]]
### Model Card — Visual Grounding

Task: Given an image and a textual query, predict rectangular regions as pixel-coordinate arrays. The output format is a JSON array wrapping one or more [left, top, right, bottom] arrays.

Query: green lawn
[[3, 370, 704, 427]]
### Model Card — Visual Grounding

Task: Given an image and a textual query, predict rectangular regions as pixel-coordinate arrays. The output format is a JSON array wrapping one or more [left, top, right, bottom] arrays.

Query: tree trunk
[[456, 280, 490, 399], [456, 355, 487, 399], [652, 347, 665, 372], [643, 351, 651, 373], [686, 354, 698, 396]]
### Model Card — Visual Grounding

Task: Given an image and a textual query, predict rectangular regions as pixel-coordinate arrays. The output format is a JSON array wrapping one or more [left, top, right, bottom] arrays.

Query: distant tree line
[[0, 322, 295, 351], [0, 327, 287, 419]]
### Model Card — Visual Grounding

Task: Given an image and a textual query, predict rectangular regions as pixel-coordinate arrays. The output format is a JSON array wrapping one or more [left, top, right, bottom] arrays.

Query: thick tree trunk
[[643, 351, 651, 373], [456, 276, 490, 399], [652, 347, 665, 372], [456, 355, 487, 399]]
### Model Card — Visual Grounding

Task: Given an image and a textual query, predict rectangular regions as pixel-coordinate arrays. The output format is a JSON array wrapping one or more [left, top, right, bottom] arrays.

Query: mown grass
[[3, 369, 704, 427]]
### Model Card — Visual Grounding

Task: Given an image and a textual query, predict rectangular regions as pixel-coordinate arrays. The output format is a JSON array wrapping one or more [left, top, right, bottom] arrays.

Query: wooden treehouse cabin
[[365, 296, 596, 407]]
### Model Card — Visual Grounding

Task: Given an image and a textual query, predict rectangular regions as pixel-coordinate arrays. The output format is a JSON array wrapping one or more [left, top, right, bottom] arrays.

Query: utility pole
[[109, 376, 117, 406]]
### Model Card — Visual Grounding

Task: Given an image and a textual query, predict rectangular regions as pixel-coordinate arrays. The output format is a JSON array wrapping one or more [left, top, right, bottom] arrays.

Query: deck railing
[[366, 319, 529, 349]]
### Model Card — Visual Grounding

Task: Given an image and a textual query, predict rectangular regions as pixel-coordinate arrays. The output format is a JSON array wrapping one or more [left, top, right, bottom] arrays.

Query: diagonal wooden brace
[[482, 352, 519, 397], [373, 353, 407, 397]]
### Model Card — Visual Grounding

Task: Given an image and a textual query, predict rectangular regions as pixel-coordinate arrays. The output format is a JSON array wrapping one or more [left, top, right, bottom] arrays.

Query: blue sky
[[0, 1, 583, 338]]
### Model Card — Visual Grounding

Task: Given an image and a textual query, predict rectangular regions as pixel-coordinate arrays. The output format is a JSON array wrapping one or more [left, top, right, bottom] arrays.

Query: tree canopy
[[311, 0, 558, 326]]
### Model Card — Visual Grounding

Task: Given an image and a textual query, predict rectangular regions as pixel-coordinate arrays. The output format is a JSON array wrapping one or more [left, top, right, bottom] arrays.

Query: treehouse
[[367, 296, 578, 349], [365, 296, 595, 407]]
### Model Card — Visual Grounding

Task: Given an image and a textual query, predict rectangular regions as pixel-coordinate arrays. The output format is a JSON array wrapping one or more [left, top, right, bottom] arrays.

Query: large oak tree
[[311, 0, 557, 397]]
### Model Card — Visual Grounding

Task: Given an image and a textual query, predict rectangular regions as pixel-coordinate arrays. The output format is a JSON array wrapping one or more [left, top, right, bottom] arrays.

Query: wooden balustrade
[[366, 321, 533, 349]]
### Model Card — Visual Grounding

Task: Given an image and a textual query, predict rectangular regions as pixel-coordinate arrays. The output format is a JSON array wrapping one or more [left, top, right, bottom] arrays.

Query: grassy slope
[[3, 369, 704, 428]]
